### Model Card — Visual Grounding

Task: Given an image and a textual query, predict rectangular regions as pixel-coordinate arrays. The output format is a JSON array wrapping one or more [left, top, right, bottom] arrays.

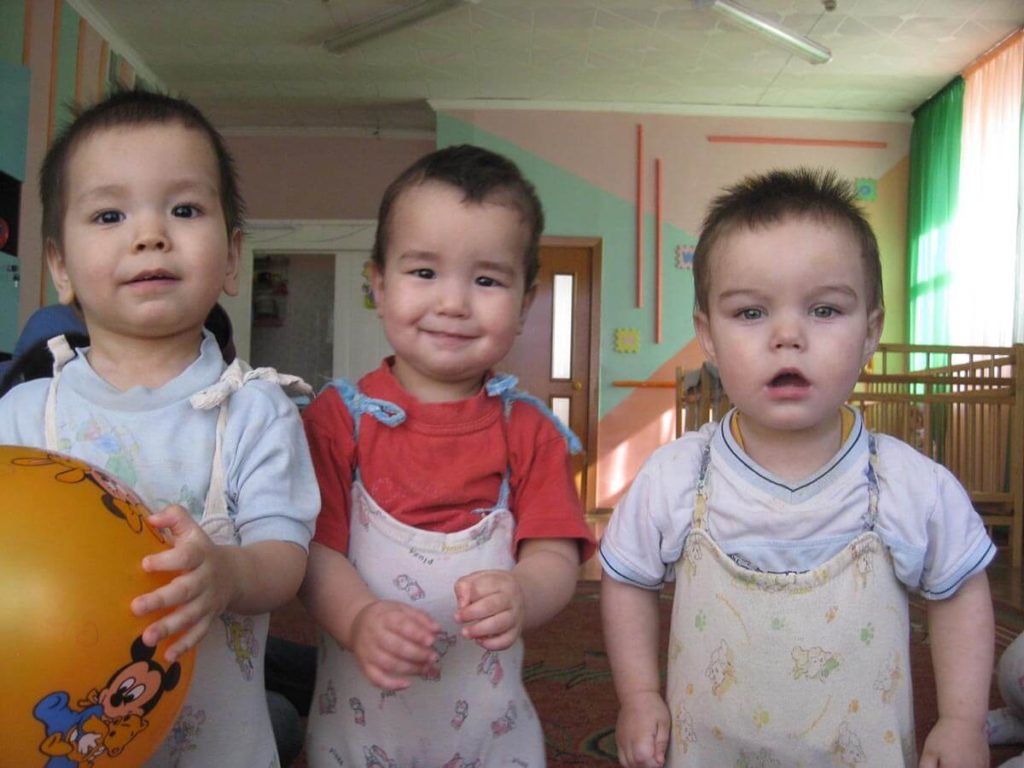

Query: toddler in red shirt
[[300, 144, 595, 767]]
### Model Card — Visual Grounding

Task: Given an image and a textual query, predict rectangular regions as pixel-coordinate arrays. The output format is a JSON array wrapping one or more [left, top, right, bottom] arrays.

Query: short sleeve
[[874, 436, 995, 600], [224, 381, 320, 549], [599, 433, 705, 589], [508, 402, 595, 561], [302, 386, 357, 554]]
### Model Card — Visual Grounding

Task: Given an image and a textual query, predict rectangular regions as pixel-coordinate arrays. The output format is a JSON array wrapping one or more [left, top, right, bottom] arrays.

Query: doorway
[[499, 237, 601, 511]]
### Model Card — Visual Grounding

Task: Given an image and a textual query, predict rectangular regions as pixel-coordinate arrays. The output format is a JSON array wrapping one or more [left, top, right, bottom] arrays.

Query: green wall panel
[[0, 0, 24, 67]]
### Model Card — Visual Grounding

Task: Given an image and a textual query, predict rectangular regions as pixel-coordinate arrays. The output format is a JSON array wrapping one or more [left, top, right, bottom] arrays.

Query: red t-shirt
[[304, 360, 595, 560]]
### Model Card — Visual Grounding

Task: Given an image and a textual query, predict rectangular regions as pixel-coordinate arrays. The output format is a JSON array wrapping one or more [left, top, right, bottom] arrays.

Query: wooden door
[[499, 238, 600, 510]]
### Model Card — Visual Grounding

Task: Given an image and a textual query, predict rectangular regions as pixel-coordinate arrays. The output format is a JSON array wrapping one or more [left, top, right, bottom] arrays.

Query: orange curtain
[[951, 32, 1023, 345]]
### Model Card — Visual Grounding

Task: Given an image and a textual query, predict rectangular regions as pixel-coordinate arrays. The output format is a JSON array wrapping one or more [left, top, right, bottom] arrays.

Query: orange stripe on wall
[[46, 0, 61, 146], [654, 157, 662, 344], [707, 135, 888, 149], [75, 17, 87, 104], [22, 0, 32, 65], [97, 39, 109, 98], [635, 124, 644, 309]]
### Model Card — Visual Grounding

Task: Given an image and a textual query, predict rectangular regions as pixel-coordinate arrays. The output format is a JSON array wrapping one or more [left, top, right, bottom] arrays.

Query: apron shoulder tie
[[190, 359, 314, 411], [487, 373, 582, 455]]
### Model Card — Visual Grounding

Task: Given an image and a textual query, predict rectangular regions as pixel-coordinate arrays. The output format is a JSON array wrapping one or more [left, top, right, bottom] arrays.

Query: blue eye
[[812, 306, 838, 318], [737, 308, 763, 320]]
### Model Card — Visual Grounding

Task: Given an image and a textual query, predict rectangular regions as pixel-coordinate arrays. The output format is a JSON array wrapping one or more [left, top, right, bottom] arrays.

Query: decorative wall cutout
[[614, 328, 641, 354], [675, 245, 695, 270], [855, 178, 878, 201]]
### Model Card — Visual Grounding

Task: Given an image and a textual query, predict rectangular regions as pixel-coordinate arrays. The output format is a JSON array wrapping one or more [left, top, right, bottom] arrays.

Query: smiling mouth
[[127, 271, 177, 284]]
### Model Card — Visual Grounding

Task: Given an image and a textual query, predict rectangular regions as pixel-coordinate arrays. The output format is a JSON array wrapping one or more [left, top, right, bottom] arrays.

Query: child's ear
[[221, 229, 242, 297], [45, 239, 76, 306], [369, 261, 385, 317], [517, 284, 537, 333], [693, 310, 717, 365], [861, 307, 884, 367]]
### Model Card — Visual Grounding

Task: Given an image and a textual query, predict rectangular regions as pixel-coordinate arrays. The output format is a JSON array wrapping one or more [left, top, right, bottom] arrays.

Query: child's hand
[[130, 505, 236, 662], [350, 599, 441, 691], [616, 691, 670, 768], [453, 569, 525, 651], [919, 716, 988, 768]]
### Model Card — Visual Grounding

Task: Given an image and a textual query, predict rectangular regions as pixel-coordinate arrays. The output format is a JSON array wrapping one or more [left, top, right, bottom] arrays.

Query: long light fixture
[[702, 0, 832, 65], [324, 0, 472, 55]]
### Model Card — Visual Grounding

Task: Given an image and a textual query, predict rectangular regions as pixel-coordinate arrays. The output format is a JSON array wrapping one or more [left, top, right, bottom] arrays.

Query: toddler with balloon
[[0, 88, 319, 767]]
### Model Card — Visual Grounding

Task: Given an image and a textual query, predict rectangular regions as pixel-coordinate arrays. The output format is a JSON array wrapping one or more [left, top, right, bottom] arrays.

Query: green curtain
[[907, 77, 964, 349]]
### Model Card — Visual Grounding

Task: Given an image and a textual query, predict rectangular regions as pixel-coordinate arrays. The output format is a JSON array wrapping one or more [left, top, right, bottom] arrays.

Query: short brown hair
[[372, 144, 545, 289], [40, 88, 244, 248], [692, 168, 882, 314]]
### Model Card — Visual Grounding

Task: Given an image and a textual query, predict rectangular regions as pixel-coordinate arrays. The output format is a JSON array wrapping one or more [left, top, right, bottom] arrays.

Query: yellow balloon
[[0, 445, 195, 766]]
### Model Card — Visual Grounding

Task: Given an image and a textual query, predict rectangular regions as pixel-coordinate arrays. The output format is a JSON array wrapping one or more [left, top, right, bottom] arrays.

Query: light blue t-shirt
[[0, 332, 318, 548]]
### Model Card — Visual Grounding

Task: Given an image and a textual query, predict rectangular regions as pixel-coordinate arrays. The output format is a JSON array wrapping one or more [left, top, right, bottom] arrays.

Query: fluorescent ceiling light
[[703, 0, 832, 65], [324, 0, 470, 55]]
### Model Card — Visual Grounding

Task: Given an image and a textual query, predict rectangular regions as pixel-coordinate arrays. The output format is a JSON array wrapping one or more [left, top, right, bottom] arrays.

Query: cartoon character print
[[791, 645, 842, 682], [451, 700, 469, 730], [490, 700, 517, 737], [33, 636, 183, 767], [349, 697, 366, 726], [11, 452, 158, 541], [468, 517, 497, 547], [221, 613, 259, 680], [681, 534, 703, 579], [831, 721, 866, 766], [874, 649, 903, 704], [477, 650, 504, 687], [393, 574, 426, 601], [378, 689, 397, 709], [38, 713, 148, 766], [735, 748, 783, 768], [850, 537, 875, 589], [355, 492, 372, 530], [705, 639, 735, 699], [74, 419, 139, 489], [363, 744, 398, 768], [166, 706, 206, 760], [673, 704, 696, 753], [318, 680, 337, 715], [442, 753, 482, 768], [421, 632, 458, 681]]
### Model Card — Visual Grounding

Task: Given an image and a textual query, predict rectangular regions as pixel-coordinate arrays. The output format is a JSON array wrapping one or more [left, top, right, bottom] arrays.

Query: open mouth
[[769, 371, 809, 388]]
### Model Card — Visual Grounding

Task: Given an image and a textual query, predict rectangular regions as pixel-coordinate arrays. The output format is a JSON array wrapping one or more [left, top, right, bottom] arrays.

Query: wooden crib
[[676, 343, 1024, 567]]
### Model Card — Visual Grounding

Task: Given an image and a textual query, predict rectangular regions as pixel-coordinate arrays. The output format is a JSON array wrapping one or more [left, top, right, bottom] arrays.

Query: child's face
[[694, 215, 883, 442], [371, 180, 534, 401], [47, 123, 240, 348]]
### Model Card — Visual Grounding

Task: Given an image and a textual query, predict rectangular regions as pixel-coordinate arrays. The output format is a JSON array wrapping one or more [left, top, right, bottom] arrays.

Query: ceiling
[[75, 0, 1024, 133]]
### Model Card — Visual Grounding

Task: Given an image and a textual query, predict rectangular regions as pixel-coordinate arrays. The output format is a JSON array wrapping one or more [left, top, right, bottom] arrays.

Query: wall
[[226, 133, 433, 221], [437, 107, 911, 507], [0, 0, 156, 352], [0, 0, 432, 356]]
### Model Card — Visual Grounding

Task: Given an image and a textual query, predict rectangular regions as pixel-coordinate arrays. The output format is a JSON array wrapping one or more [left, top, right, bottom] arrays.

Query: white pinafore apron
[[665, 436, 915, 767], [44, 338, 308, 768], [305, 376, 557, 768]]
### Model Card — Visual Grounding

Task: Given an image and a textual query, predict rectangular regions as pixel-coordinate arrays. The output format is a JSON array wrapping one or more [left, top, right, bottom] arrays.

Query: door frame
[[226, 219, 376, 361], [541, 235, 602, 513]]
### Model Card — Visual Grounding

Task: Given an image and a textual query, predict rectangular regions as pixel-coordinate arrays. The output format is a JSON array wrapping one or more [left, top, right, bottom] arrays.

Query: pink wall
[[226, 134, 435, 220]]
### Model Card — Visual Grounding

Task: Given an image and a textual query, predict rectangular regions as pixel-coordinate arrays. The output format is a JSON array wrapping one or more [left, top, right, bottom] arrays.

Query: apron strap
[[43, 335, 78, 450]]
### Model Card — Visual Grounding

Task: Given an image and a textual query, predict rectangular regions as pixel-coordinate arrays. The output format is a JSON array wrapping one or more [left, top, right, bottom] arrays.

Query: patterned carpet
[[271, 580, 1023, 767]]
